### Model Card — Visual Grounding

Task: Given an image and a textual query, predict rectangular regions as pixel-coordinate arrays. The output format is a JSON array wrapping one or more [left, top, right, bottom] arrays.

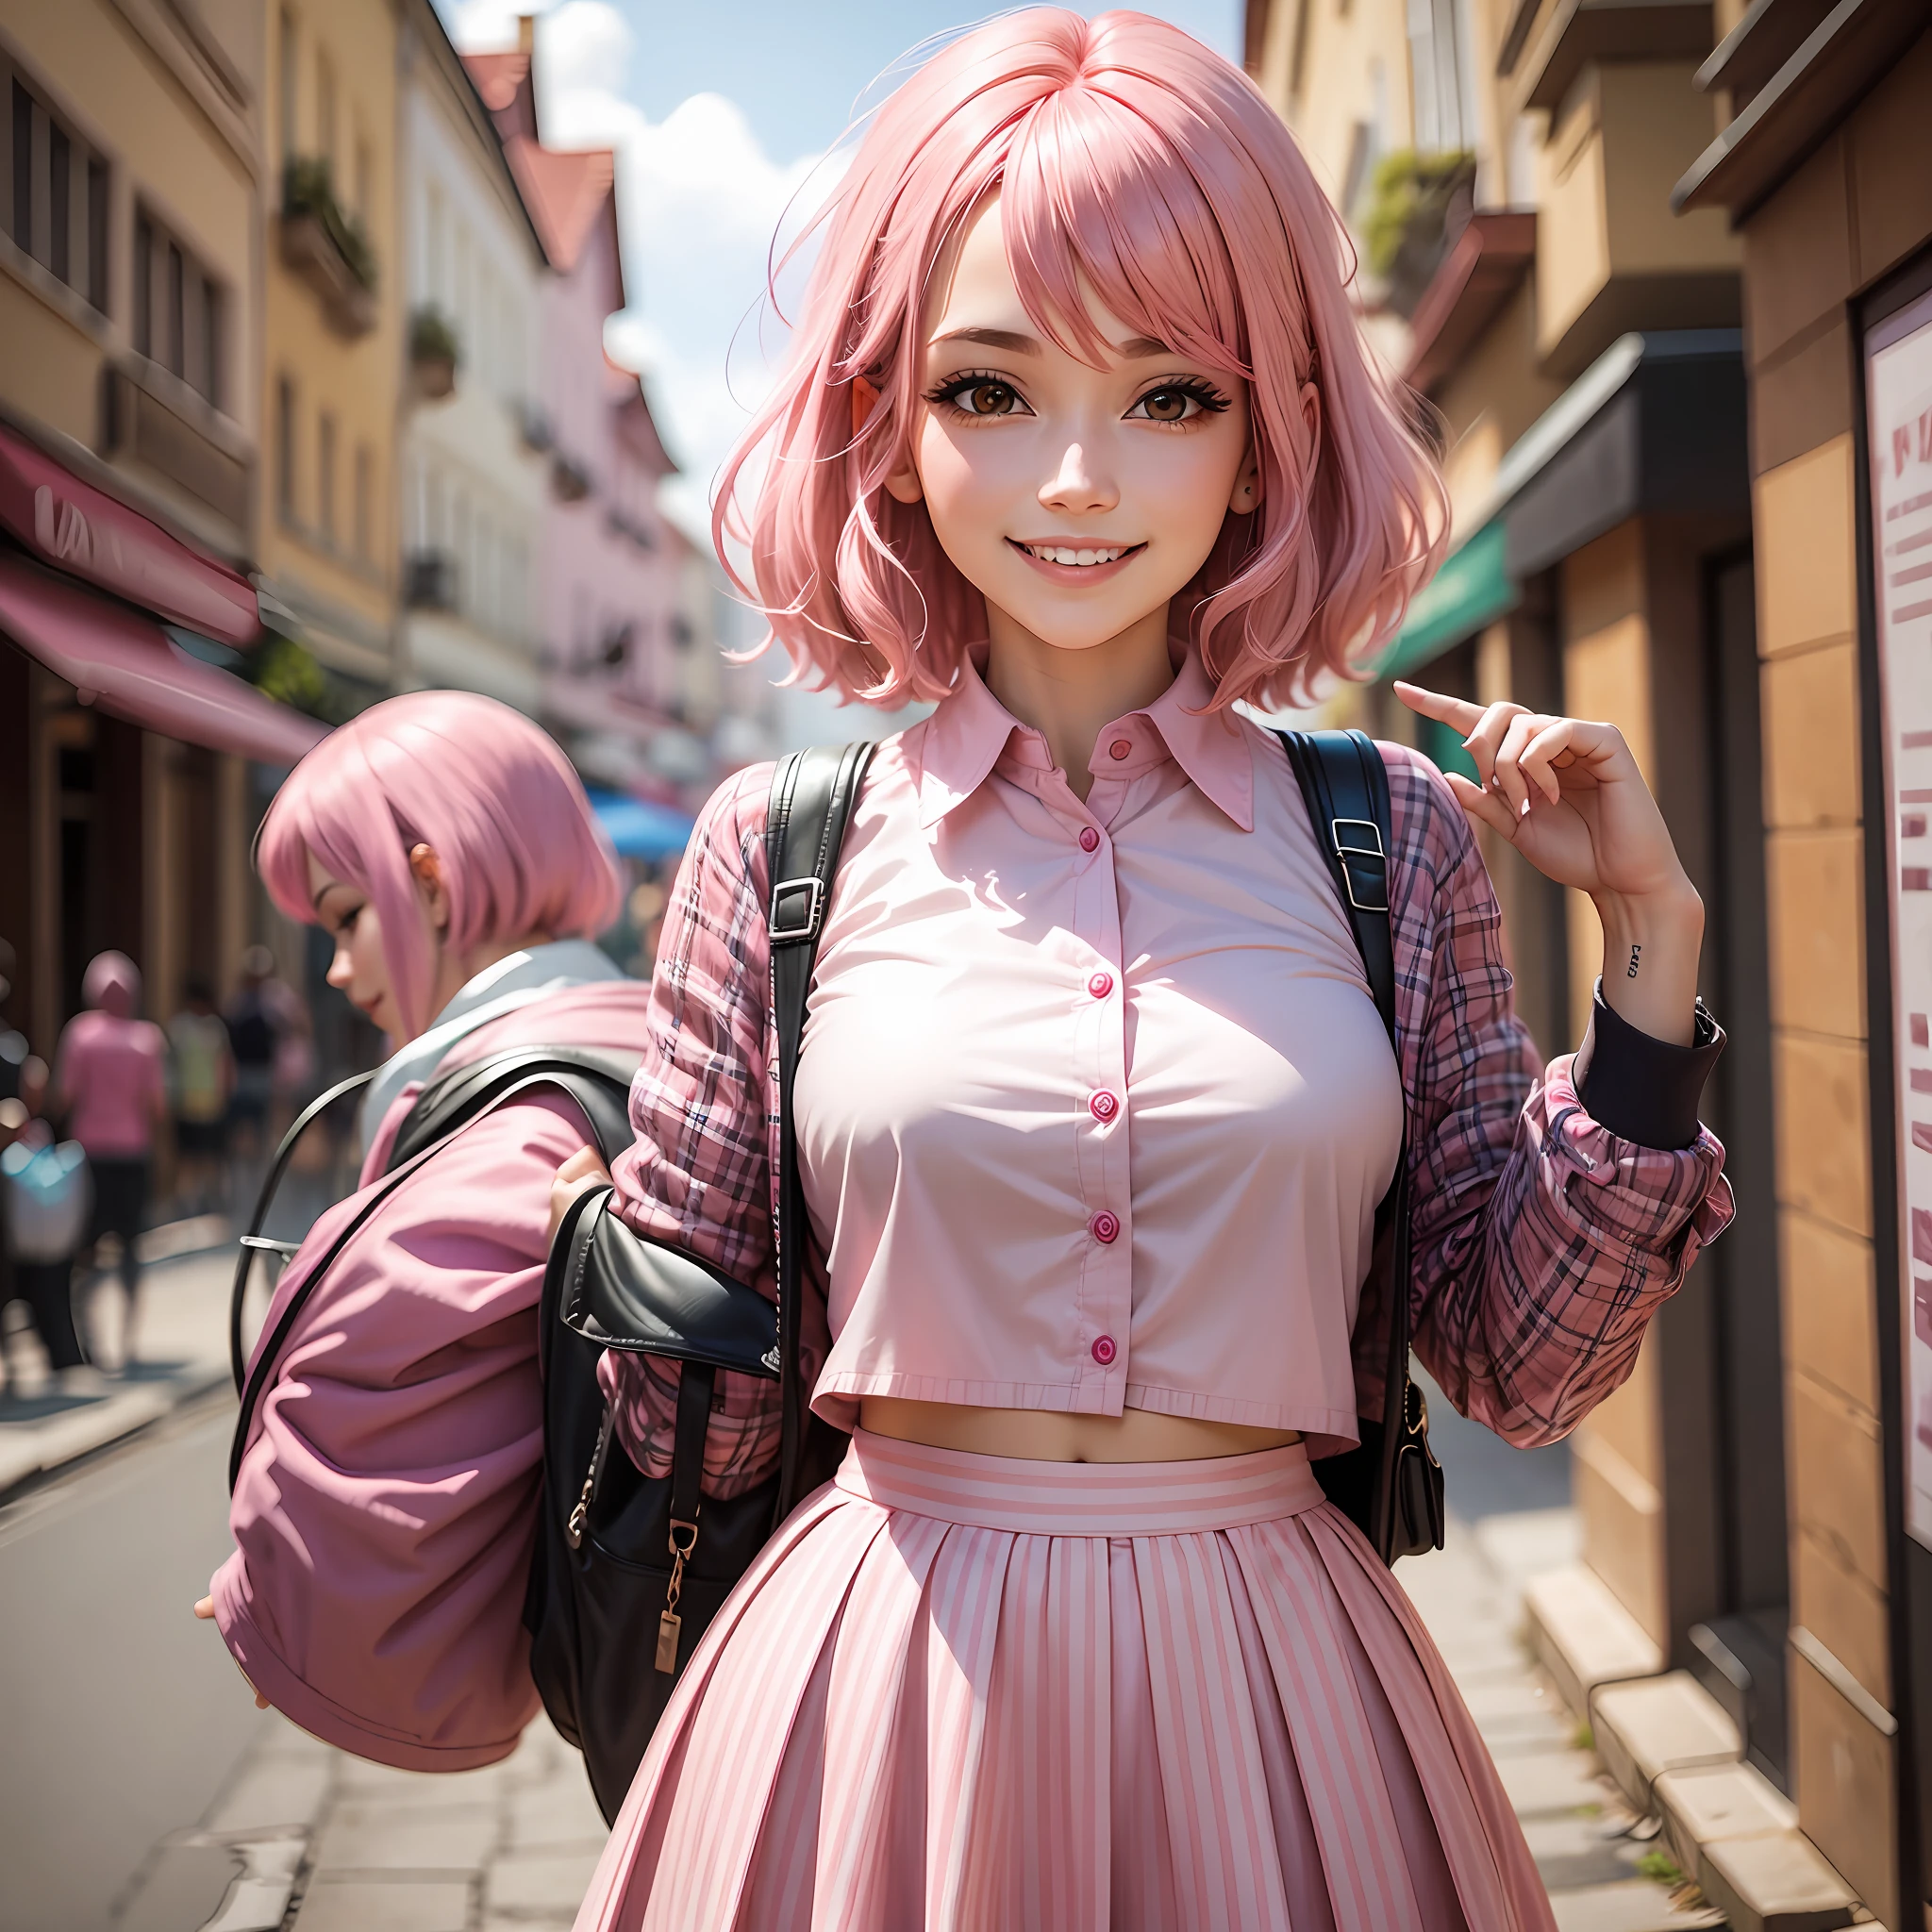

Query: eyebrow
[[929, 326, 1174, 360]]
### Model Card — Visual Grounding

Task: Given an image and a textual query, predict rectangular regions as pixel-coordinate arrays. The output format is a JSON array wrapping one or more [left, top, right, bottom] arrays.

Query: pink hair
[[256, 691, 623, 1040], [717, 7, 1447, 711]]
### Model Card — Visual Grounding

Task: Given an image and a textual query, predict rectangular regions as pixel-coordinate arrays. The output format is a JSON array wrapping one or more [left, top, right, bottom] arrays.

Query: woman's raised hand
[[1393, 682, 1704, 1047]]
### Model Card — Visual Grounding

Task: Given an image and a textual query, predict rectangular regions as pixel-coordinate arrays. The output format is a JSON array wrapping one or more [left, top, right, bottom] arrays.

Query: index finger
[[1392, 681, 1484, 735]]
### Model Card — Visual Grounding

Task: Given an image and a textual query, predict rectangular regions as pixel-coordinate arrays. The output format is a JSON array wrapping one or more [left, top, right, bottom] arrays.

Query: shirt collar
[[914, 645, 1254, 832]]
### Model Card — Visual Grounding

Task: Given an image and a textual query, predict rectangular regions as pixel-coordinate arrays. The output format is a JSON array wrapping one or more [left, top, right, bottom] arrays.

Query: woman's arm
[[1372, 741, 1733, 1447], [592, 764, 791, 1499]]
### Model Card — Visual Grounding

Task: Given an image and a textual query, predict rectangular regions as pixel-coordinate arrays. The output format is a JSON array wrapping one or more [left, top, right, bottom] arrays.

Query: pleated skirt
[[574, 1431, 1556, 1932]]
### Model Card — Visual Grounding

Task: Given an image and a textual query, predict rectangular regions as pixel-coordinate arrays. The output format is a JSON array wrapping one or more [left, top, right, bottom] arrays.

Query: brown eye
[[1139, 388, 1191, 422], [966, 381, 1017, 415]]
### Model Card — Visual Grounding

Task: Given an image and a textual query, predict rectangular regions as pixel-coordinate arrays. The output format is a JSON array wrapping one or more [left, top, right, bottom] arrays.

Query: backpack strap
[[227, 1044, 641, 1493], [386, 1045, 640, 1171], [1279, 727, 1417, 1561], [766, 741, 875, 1520], [228, 1067, 375, 1396]]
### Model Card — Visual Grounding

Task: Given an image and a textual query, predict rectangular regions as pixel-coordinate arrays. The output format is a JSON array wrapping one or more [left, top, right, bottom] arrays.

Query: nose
[[325, 945, 354, 991], [1039, 441, 1118, 517]]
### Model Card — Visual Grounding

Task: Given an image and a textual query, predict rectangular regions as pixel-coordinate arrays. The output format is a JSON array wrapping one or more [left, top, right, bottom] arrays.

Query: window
[[6, 72, 108, 311], [278, 8, 298, 159], [316, 49, 337, 176], [276, 375, 297, 521], [318, 410, 336, 546], [354, 443, 373, 562], [133, 205, 225, 408], [1407, 0, 1476, 153], [425, 180, 445, 308]]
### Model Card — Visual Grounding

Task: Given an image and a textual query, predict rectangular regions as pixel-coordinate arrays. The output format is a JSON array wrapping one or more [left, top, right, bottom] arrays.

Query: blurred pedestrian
[[224, 946, 287, 1160], [0, 938, 27, 1105], [53, 951, 166, 1367], [167, 978, 234, 1217], [1, 1096, 92, 1392]]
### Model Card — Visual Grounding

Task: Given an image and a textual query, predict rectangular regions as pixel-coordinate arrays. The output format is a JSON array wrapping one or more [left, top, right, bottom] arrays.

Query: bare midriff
[[858, 1397, 1302, 1463]]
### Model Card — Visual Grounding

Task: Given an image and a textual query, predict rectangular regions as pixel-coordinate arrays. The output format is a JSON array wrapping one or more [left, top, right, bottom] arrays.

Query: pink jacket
[[210, 975, 655, 1770]]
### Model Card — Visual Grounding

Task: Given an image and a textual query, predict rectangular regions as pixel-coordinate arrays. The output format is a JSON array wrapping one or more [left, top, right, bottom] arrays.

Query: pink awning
[[0, 555, 327, 765], [0, 424, 261, 647]]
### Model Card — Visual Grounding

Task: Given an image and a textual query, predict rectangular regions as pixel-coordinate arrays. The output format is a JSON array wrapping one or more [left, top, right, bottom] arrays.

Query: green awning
[[1374, 519, 1517, 682]]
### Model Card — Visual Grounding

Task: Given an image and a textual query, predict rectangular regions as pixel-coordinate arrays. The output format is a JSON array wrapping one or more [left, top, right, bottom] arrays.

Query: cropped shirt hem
[[814, 1371, 1126, 1426], [812, 1371, 1360, 1443]]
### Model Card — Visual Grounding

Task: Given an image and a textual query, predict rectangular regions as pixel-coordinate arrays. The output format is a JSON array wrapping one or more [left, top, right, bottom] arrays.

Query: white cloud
[[445, 1, 838, 547]]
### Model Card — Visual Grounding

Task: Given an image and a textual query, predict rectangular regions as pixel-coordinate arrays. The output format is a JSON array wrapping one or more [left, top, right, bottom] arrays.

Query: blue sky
[[480, 2, 1242, 164], [439, 2, 1244, 539]]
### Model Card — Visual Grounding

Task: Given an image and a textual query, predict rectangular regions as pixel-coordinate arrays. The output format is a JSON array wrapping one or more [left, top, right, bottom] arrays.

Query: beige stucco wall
[[0, 3, 261, 541], [258, 0, 401, 680]]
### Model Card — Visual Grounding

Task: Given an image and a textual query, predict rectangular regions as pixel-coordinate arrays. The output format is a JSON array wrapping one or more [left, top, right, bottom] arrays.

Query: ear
[[1299, 379, 1321, 460], [853, 372, 923, 504], [408, 843, 452, 937], [850, 374, 878, 441], [1228, 444, 1261, 516]]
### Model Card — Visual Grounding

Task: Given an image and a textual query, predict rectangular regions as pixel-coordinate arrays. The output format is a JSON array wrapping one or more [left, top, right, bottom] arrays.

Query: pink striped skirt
[[575, 1431, 1555, 1932]]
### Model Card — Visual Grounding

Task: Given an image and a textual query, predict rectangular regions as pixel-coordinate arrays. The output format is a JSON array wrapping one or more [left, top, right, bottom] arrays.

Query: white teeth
[[1025, 543, 1126, 566]]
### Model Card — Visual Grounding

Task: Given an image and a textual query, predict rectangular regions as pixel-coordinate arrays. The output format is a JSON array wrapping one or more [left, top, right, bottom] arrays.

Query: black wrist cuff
[[1574, 979, 1724, 1151]]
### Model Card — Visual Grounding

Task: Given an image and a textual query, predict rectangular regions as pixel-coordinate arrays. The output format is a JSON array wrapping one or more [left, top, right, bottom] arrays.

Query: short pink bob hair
[[719, 7, 1447, 711], [256, 691, 622, 1041]]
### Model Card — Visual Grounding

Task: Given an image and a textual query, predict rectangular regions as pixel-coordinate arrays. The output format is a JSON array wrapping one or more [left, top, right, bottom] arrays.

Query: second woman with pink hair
[[563, 10, 1734, 1929], [194, 690, 653, 1769]]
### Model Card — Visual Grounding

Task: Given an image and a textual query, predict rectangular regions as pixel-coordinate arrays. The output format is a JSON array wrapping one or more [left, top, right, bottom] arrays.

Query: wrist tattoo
[[1626, 942, 1641, 979]]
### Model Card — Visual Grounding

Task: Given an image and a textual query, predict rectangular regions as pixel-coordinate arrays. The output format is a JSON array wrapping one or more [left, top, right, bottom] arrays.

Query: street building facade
[[258, 0, 401, 709], [464, 25, 708, 809], [1674, 8, 1932, 1924], [1252, 0, 1932, 1920], [396, 0, 550, 715], [0, 1, 323, 1114]]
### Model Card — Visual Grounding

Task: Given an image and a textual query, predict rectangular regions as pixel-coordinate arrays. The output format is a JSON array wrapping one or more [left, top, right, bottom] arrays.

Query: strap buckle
[[1329, 817, 1389, 914], [769, 874, 825, 945]]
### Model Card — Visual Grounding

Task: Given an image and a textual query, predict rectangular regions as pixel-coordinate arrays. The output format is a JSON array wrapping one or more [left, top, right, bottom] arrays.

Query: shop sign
[[1870, 282, 1932, 1549], [0, 424, 259, 646]]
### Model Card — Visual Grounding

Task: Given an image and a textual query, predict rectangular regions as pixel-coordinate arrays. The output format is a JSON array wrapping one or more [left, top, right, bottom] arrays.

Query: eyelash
[[921, 371, 1233, 424]]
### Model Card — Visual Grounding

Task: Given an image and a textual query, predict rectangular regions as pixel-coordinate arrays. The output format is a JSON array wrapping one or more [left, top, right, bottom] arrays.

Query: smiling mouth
[[1008, 539, 1146, 570]]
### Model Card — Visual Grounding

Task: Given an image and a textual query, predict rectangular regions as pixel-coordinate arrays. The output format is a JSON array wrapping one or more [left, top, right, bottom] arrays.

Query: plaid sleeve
[[1371, 744, 1735, 1446], [596, 763, 788, 1500]]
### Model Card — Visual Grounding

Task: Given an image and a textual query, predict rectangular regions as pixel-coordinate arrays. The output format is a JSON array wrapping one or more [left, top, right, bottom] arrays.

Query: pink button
[[1091, 1209, 1120, 1244], [1078, 826, 1100, 853], [1090, 1091, 1119, 1122], [1108, 739, 1132, 760], [1091, 1334, 1118, 1366], [1088, 971, 1113, 1000]]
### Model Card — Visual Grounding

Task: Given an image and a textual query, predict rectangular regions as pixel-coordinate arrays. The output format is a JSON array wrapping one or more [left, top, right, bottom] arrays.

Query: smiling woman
[[559, 11, 1729, 1929]]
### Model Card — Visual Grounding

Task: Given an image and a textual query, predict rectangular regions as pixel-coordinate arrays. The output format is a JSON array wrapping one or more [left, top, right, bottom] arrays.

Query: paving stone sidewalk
[[118, 1707, 608, 1932], [1403, 1508, 1729, 1932], [0, 1224, 236, 1498]]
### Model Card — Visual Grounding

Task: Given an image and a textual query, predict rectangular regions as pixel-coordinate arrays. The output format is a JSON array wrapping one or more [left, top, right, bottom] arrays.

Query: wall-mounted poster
[[1871, 281, 1932, 1552]]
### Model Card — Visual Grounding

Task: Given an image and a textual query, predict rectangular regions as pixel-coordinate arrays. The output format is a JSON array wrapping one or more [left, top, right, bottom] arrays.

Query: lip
[[1006, 537, 1145, 586]]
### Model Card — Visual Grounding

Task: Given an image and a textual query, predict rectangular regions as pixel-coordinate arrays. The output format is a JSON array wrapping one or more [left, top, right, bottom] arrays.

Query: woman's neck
[[983, 603, 1176, 803]]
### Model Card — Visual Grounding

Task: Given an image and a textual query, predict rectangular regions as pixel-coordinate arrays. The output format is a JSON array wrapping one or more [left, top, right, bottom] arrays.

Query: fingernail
[[1519, 797, 1531, 819]]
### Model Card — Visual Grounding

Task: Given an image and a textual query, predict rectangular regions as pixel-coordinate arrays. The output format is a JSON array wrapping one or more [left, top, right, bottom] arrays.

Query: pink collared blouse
[[602, 652, 1734, 1493]]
